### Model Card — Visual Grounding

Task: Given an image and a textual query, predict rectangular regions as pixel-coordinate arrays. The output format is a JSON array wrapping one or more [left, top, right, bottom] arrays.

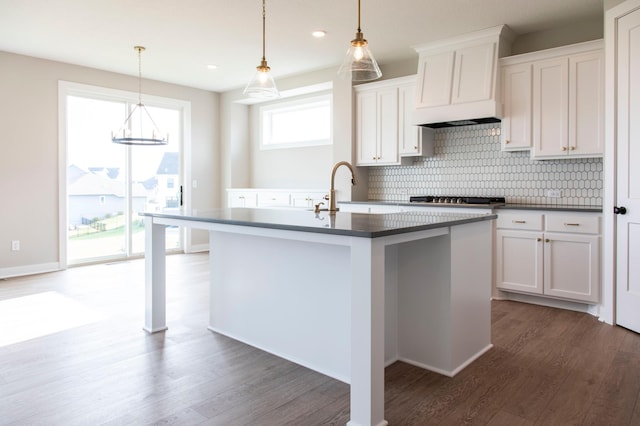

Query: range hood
[[419, 117, 501, 129], [412, 25, 515, 128]]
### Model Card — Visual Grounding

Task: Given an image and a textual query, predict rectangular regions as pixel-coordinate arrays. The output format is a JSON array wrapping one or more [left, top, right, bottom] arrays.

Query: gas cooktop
[[409, 196, 506, 205]]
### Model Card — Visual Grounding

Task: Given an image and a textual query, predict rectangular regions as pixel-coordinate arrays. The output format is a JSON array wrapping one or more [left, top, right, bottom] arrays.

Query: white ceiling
[[0, 0, 604, 93]]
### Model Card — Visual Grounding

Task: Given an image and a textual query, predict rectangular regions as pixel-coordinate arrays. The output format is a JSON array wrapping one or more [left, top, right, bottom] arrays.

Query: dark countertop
[[340, 201, 603, 213], [140, 208, 496, 238]]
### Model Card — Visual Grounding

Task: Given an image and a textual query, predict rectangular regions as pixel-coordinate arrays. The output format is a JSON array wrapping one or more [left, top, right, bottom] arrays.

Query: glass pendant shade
[[338, 0, 382, 82], [244, 60, 279, 98], [112, 46, 168, 146], [338, 34, 382, 81], [243, 0, 279, 99]]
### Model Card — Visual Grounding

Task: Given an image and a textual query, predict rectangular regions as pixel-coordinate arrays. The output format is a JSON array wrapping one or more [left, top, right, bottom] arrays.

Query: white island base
[[144, 212, 493, 426]]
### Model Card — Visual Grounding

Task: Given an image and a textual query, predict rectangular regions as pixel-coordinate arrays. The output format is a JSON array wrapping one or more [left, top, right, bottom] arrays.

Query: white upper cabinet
[[398, 81, 434, 157], [500, 40, 604, 159], [355, 85, 399, 166], [412, 25, 515, 125], [533, 47, 604, 159], [355, 75, 432, 166], [500, 63, 532, 151]]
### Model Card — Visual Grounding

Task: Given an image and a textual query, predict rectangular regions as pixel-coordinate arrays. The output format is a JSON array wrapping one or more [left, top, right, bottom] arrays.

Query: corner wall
[[0, 51, 219, 276]]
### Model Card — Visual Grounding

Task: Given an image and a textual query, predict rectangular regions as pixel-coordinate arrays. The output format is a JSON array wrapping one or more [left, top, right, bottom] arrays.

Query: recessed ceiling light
[[312, 30, 327, 38], [207, 64, 218, 70]]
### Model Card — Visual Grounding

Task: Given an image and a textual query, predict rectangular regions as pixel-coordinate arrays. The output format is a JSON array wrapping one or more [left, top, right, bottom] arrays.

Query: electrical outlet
[[11, 240, 20, 251], [547, 190, 561, 198]]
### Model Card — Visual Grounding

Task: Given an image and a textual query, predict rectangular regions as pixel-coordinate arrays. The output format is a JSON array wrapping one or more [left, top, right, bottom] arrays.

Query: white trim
[[0, 262, 61, 280], [57, 80, 194, 264], [601, 0, 640, 325], [259, 93, 332, 150]]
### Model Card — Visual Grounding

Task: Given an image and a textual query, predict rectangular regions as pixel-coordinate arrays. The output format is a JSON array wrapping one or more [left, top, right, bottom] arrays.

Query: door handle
[[179, 185, 184, 206], [614, 206, 627, 215]]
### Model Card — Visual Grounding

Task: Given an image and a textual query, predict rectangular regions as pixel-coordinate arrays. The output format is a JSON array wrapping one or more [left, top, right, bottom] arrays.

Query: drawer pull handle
[[564, 223, 580, 226], [512, 220, 526, 224]]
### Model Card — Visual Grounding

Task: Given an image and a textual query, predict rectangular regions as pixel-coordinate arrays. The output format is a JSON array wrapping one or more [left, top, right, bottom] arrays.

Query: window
[[167, 178, 174, 189], [260, 94, 332, 149]]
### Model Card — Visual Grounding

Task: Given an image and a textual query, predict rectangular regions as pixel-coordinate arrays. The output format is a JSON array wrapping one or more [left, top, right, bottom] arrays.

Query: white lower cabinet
[[227, 189, 327, 210], [228, 191, 258, 208], [495, 210, 600, 303]]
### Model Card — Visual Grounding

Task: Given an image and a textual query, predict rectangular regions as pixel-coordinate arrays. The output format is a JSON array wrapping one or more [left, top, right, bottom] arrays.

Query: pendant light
[[112, 46, 168, 145], [244, 0, 279, 99], [338, 0, 382, 82]]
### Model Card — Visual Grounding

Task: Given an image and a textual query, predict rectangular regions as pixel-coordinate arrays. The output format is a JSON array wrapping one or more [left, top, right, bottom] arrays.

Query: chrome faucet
[[328, 161, 357, 213]]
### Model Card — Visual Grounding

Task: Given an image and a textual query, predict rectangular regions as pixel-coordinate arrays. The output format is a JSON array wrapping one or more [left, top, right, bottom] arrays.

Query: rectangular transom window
[[260, 94, 332, 149]]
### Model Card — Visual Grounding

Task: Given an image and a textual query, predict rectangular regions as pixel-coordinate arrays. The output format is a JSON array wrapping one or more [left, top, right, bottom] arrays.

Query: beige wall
[[0, 51, 219, 276]]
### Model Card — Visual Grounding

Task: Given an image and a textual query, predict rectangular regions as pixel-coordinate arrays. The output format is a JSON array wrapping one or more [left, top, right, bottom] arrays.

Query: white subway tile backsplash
[[368, 124, 603, 206]]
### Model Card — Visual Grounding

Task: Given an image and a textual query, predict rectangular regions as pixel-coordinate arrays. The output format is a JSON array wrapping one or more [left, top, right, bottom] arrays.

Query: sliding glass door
[[64, 88, 184, 265]]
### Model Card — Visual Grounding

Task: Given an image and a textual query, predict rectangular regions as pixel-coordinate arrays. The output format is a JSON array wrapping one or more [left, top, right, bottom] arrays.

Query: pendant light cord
[[261, 0, 266, 61], [357, 0, 361, 33], [136, 46, 143, 106]]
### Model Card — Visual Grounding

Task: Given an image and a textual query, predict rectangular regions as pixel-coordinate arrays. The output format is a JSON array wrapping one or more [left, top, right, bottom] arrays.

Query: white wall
[[220, 66, 365, 202], [0, 51, 219, 275]]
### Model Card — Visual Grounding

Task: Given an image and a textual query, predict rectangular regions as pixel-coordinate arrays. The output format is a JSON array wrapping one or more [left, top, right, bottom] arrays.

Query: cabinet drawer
[[257, 192, 291, 207], [496, 212, 544, 231], [545, 214, 600, 234]]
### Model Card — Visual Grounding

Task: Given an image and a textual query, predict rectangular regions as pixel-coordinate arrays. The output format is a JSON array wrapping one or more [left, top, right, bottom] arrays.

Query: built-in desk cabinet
[[499, 40, 604, 159], [495, 210, 601, 303], [227, 189, 327, 210]]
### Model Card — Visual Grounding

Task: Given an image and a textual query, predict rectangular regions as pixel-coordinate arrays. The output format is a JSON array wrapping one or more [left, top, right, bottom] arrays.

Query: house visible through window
[[260, 94, 332, 149]]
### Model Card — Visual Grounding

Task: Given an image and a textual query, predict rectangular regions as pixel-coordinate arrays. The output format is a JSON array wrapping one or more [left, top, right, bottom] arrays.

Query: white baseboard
[[185, 243, 209, 253], [0, 262, 62, 280]]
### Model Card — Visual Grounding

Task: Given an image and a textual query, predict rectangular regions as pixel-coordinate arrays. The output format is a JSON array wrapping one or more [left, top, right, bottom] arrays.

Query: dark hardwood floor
[[1, 253, 638, 425]]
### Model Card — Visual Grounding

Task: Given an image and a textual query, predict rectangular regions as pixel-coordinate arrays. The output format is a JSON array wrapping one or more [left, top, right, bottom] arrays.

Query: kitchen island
[[140, 208, 496, 426]]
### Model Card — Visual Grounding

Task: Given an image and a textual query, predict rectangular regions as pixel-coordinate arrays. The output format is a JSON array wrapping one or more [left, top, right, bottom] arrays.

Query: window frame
[[259, 93, 332, 150]]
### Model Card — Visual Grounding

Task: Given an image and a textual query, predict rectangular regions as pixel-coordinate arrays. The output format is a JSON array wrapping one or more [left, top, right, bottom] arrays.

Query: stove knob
[[444, 198, 451, 203], [456, 198, 464, 204]]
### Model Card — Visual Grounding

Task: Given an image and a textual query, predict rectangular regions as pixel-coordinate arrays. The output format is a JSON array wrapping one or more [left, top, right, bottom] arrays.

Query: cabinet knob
[[505, 140, 510, 144], [562, 146, 567, 151], [545, 238, 550, 243], [537, 238, 542, 242], [570, 146, 576, 151]]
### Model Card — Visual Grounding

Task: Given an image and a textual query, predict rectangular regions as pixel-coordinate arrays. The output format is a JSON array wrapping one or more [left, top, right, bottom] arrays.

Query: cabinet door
[[228, 192, 257, 208], [543, 233, 600, 303], [501, 63, 532, 151], [569, 51, 604, 157], [532, 58, 569, 158], [290, 192, 327, 209], [452, 42, 496, 104], [398, 83, 421, 155], [415, 51, 454, 108], [356, 90, 379, 166], [376, 87, 399, 165], [496, 230, 544, 294]]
